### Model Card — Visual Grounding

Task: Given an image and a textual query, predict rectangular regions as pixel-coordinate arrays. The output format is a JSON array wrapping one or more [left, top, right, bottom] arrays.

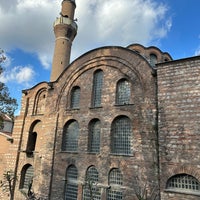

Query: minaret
[[50, 0, 77, 82]]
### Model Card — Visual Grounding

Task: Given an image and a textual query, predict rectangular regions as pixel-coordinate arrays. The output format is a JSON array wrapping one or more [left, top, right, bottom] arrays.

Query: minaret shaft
[[50, 0, 77, 82]]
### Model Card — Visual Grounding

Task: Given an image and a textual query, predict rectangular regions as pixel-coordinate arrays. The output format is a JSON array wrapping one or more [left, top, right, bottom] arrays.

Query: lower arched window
[[62, 120, 79, 152], [83, 166, 101, 200], [107, 168, 123, 200], [166, 174, 200, 194], [111, 116, 132, 155], [64, 165, 78, 200], [19, 164, 34, 190]]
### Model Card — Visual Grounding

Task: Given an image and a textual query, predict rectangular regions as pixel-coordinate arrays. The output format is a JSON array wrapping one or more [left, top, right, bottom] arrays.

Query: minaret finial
[[50, 0, 78, 82]]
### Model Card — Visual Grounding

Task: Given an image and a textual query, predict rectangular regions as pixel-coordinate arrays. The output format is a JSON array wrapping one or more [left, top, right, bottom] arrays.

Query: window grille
[[65, 165, 78, 200], [62, 120, 79, 152], [167, 174, 200, 192], [107, 190, 123, 200], [20, 165, 34, 190], [71, 86, 80, 109], [107, 168, 123, 200], [92, 70, 103, 107], [88, 119, 101, 153], [111, 116, 132, 155], [109, 169, 123, 185], [83, 166, 101, 200], [116, 79, 130, 105]]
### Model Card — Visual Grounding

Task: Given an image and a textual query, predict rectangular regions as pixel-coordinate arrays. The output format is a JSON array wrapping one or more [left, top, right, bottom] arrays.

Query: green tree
[[0, 49, 18, 129]]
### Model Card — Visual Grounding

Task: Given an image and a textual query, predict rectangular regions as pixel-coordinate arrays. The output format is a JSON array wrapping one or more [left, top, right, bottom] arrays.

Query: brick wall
[[157, 56, 200, 200]]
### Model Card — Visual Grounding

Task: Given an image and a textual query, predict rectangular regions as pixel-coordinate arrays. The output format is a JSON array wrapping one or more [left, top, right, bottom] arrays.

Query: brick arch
[[56, 46, 154, 111], [163, 165, 200, 188]]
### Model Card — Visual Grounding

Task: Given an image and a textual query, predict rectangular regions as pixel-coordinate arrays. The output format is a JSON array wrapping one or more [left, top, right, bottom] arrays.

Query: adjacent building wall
[[157, 56, 200, 200]]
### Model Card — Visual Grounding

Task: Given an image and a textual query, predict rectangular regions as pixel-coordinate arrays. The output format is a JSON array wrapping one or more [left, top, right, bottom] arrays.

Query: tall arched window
[[107, 168, 123, 200], [62, 120, 79, 152], [70, 86, 80, 109], [116, 79, 131, 105], [26, 132, 37, 156], [92, 70, 103, 107], [88, 119, 101, 153], [83, 166, 101, 200], [166, 174, 200, 194], [111, 116, 132, 155], [20, 164, 34, 190], [64, 165, 78, 200]]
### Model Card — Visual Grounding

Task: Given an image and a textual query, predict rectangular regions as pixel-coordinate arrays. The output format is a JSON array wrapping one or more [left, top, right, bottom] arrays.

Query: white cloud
[[0, 0, 60, 69], [0, 65, 35, 86], [72, 0, 172, 59], [0, 0, 172, 68]]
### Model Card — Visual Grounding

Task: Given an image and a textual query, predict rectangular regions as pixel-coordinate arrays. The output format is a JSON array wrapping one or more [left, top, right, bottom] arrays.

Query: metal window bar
[[111, 117, 132, 155], [109, 169, 123, 185], [83, 167, 101, 200], [88, 120, 101, 153], [62, 121, 79, 151], [167, 174, 200, 191], [107, 169, 123, 200], [116, 80, 130, 105], [71, 87, 80, 109], [92, 70, 103, 107], [65, 166, 78, 200], [107, 190, 123, 200]]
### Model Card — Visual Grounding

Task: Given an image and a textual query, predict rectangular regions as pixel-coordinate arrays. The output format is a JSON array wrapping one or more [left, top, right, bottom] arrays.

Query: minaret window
[[67, 28, 73, 38], [91, 70, 103, 108], [116, 79, 131, 105], [111, 116, 132, 155], [62, 120, 79, 152], [64, 165, 78, 200], [107, 168, 123, 200], [70, 86, 80, 109], [83, 166, 101, 200], [88, 119, 101, 153]]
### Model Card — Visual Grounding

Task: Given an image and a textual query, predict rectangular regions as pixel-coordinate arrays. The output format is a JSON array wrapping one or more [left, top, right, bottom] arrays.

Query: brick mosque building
[[1, 0, 200, 199]]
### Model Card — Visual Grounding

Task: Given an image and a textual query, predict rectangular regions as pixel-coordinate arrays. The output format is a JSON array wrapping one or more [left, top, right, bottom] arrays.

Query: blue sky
[[0, 0, 200, 115]]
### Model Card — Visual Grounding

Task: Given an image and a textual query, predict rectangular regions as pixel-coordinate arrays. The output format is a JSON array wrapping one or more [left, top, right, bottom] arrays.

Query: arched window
[[64, 165, 78, 200], [26, 132, 37, 156], [26, 120, 41, 157], [88, 119, 101, 153], [150, 53, 157, 67], [111, 116, 132, 155], [62, 120, 79, 152], [70, 86, 80, 109], [92, 70, 103, 107], [107, 168, 123, 200], [34, 89, 47, 115], [83, 166, 101, 200], [116, 79, 131, 105], [20, 164, 34, 190], [166, 174, 200, 194]]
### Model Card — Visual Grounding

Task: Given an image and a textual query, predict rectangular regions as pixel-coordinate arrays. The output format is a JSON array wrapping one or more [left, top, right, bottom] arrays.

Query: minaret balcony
[[54, 16, 77, 30]]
